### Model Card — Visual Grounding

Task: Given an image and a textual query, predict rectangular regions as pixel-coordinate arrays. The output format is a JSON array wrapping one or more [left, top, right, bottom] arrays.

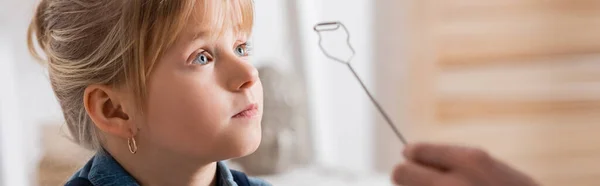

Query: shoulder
[[248, 177, 272, 186], [230, 169, 272, 186], [218, 162, 272, 186], [65, 151, 139, 186], [65, 155, 95, 186], [65, 177, 94, 186]]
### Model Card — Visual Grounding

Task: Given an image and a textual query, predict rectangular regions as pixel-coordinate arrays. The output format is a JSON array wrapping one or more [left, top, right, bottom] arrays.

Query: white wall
[[295, 0, 376, 172], [372, 0, 412, 172], [252, 0, 294, 71], [0, 30, 30, 186], [1, 1, 59, 185], [297, 0, 411, 173], [248, 0, 380, 172]]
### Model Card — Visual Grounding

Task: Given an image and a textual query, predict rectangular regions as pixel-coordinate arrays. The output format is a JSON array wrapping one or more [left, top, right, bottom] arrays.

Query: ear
[[84, 85, 135, 139]]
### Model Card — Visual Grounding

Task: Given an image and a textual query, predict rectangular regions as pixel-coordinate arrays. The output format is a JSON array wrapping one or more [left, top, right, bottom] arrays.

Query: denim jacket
[[66, 151, 271, 186]]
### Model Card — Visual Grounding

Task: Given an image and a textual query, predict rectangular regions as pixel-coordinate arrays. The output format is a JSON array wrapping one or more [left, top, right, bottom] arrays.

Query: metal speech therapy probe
[[313, 21, 408, 145]]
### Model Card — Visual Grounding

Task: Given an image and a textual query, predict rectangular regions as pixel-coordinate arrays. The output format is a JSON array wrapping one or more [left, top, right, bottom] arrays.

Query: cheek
[[254, 80, 264, 108], [137, 65, 265, 159], [143, 72, 228, 153]]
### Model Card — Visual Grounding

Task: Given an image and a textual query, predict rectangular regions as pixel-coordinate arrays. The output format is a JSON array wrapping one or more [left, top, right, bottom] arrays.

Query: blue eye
[[235, 43, 251, 57], [193, 51, 212, 65]]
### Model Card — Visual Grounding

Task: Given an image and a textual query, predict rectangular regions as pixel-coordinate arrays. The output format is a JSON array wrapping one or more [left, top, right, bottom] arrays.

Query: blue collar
[[69, 151, 243, 186]]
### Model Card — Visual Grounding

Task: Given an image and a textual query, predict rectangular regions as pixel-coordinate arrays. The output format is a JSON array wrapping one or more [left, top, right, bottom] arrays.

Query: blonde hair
[[27, 0, 254, 150]]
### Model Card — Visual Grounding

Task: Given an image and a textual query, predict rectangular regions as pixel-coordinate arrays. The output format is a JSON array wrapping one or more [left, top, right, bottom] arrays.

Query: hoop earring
[[128, 137, 138, 154]]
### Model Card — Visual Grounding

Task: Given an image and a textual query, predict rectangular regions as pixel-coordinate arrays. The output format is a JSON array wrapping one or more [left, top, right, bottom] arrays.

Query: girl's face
[[136, 14, 263, 161]]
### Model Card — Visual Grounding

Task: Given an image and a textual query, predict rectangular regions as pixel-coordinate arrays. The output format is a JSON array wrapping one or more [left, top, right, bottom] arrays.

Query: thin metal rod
[[313, 21, 408, 145], [313, 22, 355, 65], [346, 63, 408, 145]]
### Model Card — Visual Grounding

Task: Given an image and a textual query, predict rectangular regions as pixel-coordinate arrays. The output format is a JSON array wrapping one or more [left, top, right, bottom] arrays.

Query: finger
[[404, 143, 491, 171], [392, 161, 444, 186]]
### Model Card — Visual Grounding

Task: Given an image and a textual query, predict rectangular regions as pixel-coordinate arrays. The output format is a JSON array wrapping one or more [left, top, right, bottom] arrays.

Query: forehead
[[181, 0, 253, 42]]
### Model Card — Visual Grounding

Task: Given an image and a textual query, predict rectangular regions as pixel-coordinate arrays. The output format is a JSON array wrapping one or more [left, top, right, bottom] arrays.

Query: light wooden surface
[[408, 1, 600, 185], [428, 0, 600, 66]]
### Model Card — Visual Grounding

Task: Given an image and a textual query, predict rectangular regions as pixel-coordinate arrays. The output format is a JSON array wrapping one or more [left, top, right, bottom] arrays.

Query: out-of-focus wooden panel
[[438, 99, 600, 122], [428, 0, 600, 18], [439, 55, 600, 85], [436, 55, 600, 122], [409, 1, 600, 185], [435, 19, 600, 66], [421, 0, 600, 66]]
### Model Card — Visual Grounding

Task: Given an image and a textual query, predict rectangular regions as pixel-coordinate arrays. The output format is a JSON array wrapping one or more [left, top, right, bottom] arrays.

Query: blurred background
[[2, 0, 600, 185]]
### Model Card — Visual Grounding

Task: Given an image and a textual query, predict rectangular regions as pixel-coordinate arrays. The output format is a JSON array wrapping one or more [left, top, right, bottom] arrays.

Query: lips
[[233, 104, 259, 118]]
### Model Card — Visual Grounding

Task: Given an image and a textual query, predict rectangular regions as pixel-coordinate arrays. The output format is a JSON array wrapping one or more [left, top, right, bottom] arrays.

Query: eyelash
[[191, 42, 253, 65], [239, 42, 253, 56]]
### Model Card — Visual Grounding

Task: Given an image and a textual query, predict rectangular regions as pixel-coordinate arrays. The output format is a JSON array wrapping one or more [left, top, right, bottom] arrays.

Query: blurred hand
[[392, 143, 540, 186]]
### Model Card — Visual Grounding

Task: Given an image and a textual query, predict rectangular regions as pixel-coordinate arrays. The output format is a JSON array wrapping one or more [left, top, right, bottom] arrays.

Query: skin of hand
[[392, 143, 541, 186]]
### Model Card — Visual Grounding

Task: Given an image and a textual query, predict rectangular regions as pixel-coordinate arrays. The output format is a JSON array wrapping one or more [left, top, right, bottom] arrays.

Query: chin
[[225, 129, 262, 159]]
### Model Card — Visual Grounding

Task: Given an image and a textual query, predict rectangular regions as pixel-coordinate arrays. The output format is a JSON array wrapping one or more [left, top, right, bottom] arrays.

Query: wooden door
[[408, 1, 600, 185]]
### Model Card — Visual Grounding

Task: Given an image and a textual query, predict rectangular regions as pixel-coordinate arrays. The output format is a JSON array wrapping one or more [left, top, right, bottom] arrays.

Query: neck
[[105, 142, 218, 186]]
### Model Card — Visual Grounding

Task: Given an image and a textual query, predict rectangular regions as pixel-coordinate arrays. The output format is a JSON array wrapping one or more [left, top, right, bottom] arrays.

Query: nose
[[222, 56, 259, 91]]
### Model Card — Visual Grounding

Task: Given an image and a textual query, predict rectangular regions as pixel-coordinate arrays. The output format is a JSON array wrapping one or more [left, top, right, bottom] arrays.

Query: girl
[[28, 0, 269, 185]]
